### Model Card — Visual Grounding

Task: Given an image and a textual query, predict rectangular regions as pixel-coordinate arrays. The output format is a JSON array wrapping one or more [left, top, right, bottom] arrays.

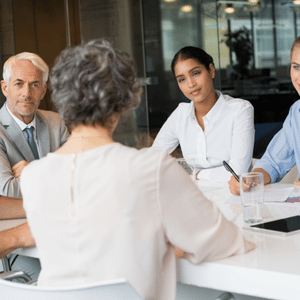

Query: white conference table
[[1, 181, 300, 299], [177, 180, 300, 300]]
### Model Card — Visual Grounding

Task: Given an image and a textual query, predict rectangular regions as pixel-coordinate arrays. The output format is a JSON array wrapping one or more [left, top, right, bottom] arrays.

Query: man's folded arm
[[0, 222, 35, 259], [0, 144, 22, 198], [0, 196, 25, 220]]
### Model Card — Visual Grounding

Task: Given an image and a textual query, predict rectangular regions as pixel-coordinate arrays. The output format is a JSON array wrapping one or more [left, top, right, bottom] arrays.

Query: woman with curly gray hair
[[20, 39, 254, 299]]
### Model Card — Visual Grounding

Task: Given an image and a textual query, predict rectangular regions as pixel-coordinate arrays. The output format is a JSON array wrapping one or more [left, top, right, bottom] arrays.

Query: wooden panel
[[11, 0, 81, 110], [68, 0, 81, 46], [12, 0, 38, 54], [33, 0, 67, 67]]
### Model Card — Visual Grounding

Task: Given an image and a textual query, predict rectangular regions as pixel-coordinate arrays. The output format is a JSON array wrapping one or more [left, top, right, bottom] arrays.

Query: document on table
[[225, 187, 295, 204], [196, 180, 226, 193]]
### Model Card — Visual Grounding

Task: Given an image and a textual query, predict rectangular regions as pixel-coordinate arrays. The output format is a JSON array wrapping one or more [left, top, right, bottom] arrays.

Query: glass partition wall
[[78, 0, 150, 148], [143, 0, 221, 131], [141, 0, 300, 157], [1, 0, 300, 154], [147, 0, 300, 123]]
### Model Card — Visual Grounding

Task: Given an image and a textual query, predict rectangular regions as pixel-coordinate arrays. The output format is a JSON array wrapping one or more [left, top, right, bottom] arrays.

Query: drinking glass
[[240, 172, 264, 223], [177, 158, 199, 178], [176, 158, 193, 174]]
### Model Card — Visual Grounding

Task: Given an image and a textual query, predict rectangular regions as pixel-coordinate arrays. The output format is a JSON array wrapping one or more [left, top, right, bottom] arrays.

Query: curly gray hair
[[50, 39, 141, 129]]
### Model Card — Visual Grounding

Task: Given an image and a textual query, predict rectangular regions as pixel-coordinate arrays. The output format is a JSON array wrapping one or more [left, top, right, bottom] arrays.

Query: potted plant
[[223, 26, 253, 79]]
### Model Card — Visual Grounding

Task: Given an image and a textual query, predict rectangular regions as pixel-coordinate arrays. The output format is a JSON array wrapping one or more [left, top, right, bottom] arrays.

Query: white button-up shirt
[[152, 90, 254, 182]]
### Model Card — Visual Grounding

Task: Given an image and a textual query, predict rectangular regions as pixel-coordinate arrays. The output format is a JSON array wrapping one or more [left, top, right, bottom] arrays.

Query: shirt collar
[[6, 103, 37, 131], [187, 90, 225, 126], [187, 101, 196, 119], [204, 90, 225, 125]]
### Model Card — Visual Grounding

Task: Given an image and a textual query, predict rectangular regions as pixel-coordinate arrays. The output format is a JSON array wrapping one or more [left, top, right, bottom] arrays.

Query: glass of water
[[176, 158, 192, 173], [176, 158, 198, 179], [240, 172, 264, 223]]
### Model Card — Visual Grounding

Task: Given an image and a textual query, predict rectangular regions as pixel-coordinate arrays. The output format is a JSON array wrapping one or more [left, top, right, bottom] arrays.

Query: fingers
[[243, 238, 256, 253], [175, 247, 184, 258], [294, 181, 300, 187], [228, 175, 240, 195], [12, 160, 29, 178]]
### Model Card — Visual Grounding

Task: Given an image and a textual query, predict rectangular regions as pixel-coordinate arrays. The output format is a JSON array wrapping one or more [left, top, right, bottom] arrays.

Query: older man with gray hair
[[0, 52, 69, 198], [0, 52, 69, 281]]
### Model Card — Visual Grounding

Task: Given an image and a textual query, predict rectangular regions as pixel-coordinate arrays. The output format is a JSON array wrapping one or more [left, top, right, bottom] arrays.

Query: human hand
[[12, 160, 30, 178], [14, 222, 35, 248], [228, 175, 240, 195], [243, 238, 256, 253], [175, 247, 184, 258], [0, 222, 35, 258], [294, 181, 300, 187]]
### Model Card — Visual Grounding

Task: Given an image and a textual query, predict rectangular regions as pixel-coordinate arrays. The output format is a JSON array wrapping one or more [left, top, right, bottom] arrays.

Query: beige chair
[[278, 165, 299, 184], [252, 158, 299, 184]]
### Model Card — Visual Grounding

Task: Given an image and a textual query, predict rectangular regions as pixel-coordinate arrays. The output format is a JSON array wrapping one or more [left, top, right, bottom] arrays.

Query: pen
[[223, 161, 240, 182]]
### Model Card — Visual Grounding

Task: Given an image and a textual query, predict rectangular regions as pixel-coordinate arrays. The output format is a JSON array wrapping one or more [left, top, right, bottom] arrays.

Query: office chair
[[215, 292, 236, 300], [0, 275, 142, 300]]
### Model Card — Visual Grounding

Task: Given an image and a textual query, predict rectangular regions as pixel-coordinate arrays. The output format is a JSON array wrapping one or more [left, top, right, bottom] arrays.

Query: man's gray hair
[[3, 52, 49, 84], [50, 39, 141, 130]]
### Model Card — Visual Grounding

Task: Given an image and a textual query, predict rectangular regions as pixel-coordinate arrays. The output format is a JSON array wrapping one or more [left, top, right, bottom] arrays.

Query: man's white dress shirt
[[152, 90, 255, 182]]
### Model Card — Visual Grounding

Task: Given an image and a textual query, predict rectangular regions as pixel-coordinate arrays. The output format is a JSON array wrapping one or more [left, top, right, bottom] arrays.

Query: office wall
[[0, 0, 80, 110]]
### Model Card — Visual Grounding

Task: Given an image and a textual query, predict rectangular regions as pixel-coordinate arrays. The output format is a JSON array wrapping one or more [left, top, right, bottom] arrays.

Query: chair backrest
[[252, 158, 299, 184], [0, 278, 142, 300], [278, 165, 299, 184]]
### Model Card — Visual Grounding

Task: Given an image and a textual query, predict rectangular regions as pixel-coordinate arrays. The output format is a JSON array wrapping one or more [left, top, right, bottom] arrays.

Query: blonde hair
[[3, 52, 49, 84], [291, 36, 300, 57]]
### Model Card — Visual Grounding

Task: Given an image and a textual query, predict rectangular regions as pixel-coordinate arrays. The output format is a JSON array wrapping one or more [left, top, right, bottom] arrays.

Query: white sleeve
[[157, 153, 252, 263], [198, 103, 254, 182], [151, 108, 180, 154]]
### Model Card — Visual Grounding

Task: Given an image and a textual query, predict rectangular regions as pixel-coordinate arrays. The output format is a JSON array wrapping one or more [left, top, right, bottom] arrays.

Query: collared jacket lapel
[[0, 104, 35, 162], [35, 111, 50, 158]]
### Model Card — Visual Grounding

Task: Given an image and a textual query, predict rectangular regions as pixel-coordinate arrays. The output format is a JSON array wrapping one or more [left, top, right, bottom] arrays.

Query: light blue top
[[254, 99, 300, 183]]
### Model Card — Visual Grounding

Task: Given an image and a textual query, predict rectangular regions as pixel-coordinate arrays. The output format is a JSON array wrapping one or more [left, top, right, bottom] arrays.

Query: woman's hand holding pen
[[228, 168, 271, 195], [228, 175, 255, 195], [228, 175, 240, 195], [223, 161, 240, 194]]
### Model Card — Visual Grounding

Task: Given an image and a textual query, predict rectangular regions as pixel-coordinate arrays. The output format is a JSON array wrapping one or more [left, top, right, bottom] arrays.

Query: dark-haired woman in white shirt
[[152, 46, 254, 183]]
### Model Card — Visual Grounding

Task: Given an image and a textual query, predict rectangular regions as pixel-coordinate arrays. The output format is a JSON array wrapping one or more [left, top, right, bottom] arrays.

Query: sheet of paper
[[264, 187, 294, 202], [225, 195, 242, 205], [196, 179, 227, 193], [225, 187, 295, 204], [198, 186, 222, 193]]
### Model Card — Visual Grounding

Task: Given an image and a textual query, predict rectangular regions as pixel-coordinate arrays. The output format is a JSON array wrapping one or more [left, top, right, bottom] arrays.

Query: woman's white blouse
[[21, 143, 249, 300], [151, 91, 255, 182]]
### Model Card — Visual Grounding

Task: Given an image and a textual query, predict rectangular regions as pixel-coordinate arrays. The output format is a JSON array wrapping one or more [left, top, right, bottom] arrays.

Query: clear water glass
[[240, 172, 264, 223], [176, 158, 198, 179]]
